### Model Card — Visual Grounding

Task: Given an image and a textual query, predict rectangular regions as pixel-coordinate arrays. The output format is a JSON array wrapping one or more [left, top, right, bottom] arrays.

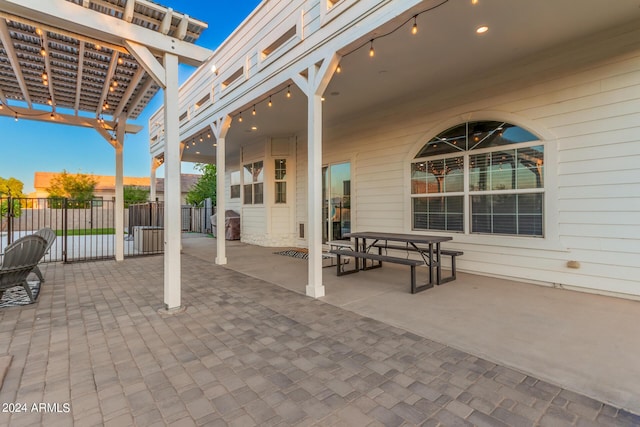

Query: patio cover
[[0, 0, 213, 310]]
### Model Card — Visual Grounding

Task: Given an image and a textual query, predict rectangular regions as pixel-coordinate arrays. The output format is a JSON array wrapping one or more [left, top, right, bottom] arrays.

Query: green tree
[[0, 177, 25, 231], [185, 164, 216, 207], [47, 170, 98, 208], [123, 186, 149, 208]]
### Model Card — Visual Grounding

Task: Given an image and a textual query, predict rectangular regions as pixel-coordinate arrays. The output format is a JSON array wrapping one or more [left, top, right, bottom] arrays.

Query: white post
[[212, 116, 231, 265], [150, 157, 160, 201], [163, 52, 181, 310], [306, 91, 324, 297], [114, 113, 126, 261], [293, 55, 340, 298]]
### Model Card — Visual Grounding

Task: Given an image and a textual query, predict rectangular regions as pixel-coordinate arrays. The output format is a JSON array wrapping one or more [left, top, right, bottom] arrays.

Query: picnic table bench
[[329, 249, 429, 293], [371, 243, 463, 283]]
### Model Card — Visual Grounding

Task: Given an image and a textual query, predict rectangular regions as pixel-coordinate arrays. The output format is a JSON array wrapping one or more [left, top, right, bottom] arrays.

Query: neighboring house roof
[[33, 172, 200, 193]]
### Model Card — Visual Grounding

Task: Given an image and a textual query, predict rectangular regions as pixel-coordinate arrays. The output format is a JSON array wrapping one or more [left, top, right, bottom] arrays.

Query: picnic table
[[330, 231, 459, 293]]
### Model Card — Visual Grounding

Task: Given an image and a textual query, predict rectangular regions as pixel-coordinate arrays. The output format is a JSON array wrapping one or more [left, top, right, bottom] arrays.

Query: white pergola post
[[163, 52, 181, 310], [293, 55, 341, 298], [211, 116, 232, 265], [93, 117, 127, 261], [150, 157, 161, 201], [114, 112, 126, 261]]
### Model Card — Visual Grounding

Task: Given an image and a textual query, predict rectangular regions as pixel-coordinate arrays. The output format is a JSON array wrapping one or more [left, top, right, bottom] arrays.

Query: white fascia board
[[0, 0, 213, 66]]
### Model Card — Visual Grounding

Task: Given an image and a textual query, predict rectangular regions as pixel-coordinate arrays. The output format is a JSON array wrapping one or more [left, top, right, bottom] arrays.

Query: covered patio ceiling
[[0, 0, 208, 133], [180, 0, 640, 165]]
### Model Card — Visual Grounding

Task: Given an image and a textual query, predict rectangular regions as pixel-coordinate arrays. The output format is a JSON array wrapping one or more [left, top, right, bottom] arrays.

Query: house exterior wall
[[313, 25, 640, 299], [153, 0, 639, 299]]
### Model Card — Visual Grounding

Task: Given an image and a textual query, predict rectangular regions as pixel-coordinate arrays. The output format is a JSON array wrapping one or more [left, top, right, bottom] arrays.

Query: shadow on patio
[[0, 234, 637, 426]]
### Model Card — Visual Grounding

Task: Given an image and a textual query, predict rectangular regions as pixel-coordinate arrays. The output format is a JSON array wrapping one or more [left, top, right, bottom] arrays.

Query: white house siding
[[316, 24, 640, 298]]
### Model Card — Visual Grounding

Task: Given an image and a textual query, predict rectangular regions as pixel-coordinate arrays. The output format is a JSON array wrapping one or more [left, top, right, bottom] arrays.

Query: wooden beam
[[73, 41, 86, 115], [0, 18, 32, 107], [96, 51, 120, 116], [0, 0, 212, 66], [125, 40, 165, 87], [0, 105, 142, 133], [112, 65, 144, 118]]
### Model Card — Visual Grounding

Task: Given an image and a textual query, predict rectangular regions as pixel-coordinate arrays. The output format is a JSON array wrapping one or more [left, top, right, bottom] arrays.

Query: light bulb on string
[[14, 112, 18, 122], [40, 46, 46, 56], [369, 40, 375, 57], [336, 63, 341, 73], [412, 16, 418, 35], [268, 96, 272, 107], [286, 85, 291, 98], [252, 105, 256, 116], [238, 113, 243, 123]]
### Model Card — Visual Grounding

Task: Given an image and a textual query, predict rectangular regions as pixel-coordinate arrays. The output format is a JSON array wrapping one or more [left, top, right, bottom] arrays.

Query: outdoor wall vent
[[299, 223, 305, 238], [179, 111, 188, 122]]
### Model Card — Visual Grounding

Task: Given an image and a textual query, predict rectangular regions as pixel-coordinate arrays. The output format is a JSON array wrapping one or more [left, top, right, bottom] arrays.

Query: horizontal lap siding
[[332, 27, 640, 297]]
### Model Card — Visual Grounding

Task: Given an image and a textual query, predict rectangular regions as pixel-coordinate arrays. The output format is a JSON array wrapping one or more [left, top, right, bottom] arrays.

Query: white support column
[[150, 157, 161, 201], [306, 91, 324, 297], [114, 112, 126, 261], [293, 54, 341, 298], [163, 52, 181, 310], [211, 116, 231, 265]]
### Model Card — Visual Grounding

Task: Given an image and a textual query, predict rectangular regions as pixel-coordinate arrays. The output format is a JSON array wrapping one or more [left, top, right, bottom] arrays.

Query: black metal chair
[[0, 235, 48, 302]]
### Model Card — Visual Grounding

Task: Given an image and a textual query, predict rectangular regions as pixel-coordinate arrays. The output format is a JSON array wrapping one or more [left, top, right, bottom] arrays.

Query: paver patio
[[0, 251, 639, 426]]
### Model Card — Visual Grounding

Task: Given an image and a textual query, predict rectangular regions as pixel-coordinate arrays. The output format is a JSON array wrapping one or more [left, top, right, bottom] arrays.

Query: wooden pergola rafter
[[0, 0, 214, 311]]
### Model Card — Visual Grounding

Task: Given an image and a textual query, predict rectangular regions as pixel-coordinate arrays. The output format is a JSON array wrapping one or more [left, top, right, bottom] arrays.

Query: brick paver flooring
[[0, 254, 638, 426]]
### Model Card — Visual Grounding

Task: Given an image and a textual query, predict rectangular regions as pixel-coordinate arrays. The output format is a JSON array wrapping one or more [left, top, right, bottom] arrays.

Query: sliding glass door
[[322, 162, 351, 242]]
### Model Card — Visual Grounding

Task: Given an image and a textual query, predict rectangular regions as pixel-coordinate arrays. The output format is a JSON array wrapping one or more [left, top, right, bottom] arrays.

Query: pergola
[[0, 0, 213, 310]]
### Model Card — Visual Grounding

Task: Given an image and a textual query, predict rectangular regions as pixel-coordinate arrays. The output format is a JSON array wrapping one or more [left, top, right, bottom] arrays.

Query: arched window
[[411, 121, 544, 236]]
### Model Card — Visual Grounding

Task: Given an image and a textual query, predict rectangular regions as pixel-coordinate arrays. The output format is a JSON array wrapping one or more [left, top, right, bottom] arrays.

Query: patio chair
[[0, 235, 48, 302], [32, 228, 56, 282]]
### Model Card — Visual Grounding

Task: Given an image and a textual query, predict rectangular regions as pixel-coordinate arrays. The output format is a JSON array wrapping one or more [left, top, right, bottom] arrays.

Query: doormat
[[0, 281, 40, 309], [274, 249, 331, 260]]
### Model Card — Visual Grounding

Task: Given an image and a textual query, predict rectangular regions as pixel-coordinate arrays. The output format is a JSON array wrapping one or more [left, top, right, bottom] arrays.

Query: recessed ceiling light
[[196, 151, 200, 154], [476, 26, 489, 34], [251, 126, 258, 131]]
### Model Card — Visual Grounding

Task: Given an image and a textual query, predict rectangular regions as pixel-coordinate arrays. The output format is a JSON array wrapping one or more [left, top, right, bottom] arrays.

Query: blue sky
[[0, 1, 261, 194]]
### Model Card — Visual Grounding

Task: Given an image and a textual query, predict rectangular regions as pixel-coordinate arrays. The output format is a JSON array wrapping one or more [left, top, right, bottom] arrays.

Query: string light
[[40, 46, 46, 56], [336, 63, 341, 73], [14, 112, 18, 122], [252, 104, 256, 115], [268, 96, 272, 107], [286, 85, 291, 98], [412, 16, 418, 35], [369, 40, 375, 57], [238, 113, 243, 123]]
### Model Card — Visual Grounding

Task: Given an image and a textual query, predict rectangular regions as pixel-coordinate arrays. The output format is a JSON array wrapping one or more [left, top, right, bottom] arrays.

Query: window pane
[[490, 150, 516, 191], [230, 185, 240, 199], [254, 183, 263, 204], [231, 171, 240, 186], [412, 196, 463, 231], [471, 194, 543, 236], [243, 184, 252, 204], [243, 164, 252, 183], [411, 162, 427, 194], [275, 159, 287, 180], [469, 153, 490, 191], [443, 157, 464, 192], [516, 146, 544, 189], [426, 159, 444, 193], [275, 182, 286, 203], [253, 161, 264, 183]]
